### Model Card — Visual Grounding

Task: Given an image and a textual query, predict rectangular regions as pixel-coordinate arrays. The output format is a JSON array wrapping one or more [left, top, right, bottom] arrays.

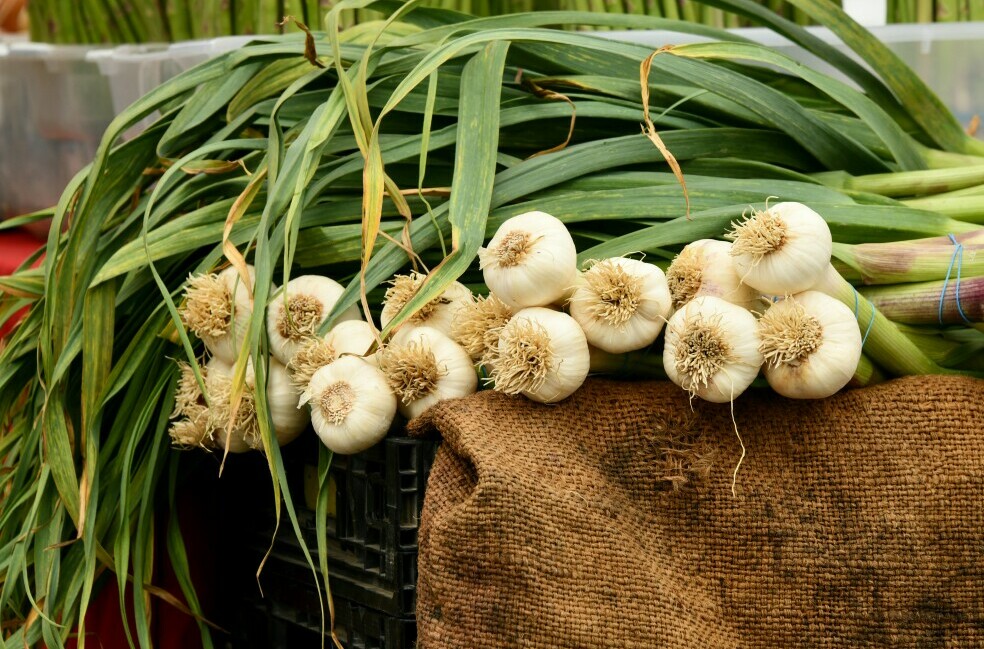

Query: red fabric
[[0, 228, 43, 275], [0, 228, 44, 337]]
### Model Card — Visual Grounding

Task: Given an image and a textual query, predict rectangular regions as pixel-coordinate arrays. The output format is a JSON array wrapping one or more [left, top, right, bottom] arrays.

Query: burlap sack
[[410, 376, 984, 648]]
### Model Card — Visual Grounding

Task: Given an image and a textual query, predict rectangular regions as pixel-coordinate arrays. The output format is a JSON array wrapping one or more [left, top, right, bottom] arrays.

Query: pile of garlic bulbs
[[170, 202, 867, 458]]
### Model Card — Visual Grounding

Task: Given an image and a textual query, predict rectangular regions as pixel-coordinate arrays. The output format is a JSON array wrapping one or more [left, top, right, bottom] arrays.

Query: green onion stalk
[[3, 2, 984, 647]]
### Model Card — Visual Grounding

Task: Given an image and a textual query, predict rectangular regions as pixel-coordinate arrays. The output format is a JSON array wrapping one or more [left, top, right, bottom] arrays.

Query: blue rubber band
[[938, 234, 974, 326], [853, 287, 876, 348]]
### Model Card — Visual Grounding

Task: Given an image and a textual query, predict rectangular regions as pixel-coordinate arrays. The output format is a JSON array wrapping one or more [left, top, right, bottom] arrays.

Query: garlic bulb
[[478, 211, 578, 309], [300, 356, 396, 455], [181, 265, 265, 365], [758, 291, 862, 399], [168, 361, 210, 448], [490, 307, 589, 403], [204, 356, 309, 453], [378, 326, 477, 420], [666, 239, 761, 311], [728, 201, 832, 295], [450, 292, 514, 362], [662, 296, 763, 403], [568, 257, 671, 353], [267, 275, 361, 366], [380, 272, 474, 338], [288, 320, 378, 391]]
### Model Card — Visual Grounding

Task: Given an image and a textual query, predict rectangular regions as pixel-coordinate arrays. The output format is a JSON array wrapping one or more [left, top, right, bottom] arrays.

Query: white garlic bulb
[[378, 326, 478, 420], [450, 292, 514, 362], [181, 265, 267, 365], [203, 358, 253, 454], [380, 272, 474, 338], [758, 290, 862, 399], [568, 257, 672, 353], [728, 201, 832, 295], [478, 211, 578, 309], [662, 296, 763, 403], [300, 356, 397, 455], [288, 319, 378, 391], [267, 275, 362, 366], [204, 356, 310, 452], [490, 307, 590, 403], [666, 239, 761, 311]]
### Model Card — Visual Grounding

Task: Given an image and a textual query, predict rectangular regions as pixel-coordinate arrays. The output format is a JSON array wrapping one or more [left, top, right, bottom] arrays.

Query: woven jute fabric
[[410, 376, 984, 648]]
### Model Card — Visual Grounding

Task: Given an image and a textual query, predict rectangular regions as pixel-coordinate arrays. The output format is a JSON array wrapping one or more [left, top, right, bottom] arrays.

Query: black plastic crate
[[232, 597, 416, 649], [254, 435, 438, 613]]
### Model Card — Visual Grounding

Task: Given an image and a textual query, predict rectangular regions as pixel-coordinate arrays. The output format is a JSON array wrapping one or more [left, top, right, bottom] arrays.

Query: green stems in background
[[861, 277, 983, 325]]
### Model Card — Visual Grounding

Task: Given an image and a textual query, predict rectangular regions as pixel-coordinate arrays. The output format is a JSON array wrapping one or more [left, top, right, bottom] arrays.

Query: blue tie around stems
[[938, 234, 973, 326]]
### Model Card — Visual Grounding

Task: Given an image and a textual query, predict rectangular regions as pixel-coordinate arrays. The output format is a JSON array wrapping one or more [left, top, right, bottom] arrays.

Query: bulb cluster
[[170, 202, 866, 460]]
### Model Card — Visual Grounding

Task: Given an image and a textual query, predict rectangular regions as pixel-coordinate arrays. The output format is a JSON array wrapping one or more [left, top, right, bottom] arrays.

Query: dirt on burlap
[[409, 375, 984, 648]]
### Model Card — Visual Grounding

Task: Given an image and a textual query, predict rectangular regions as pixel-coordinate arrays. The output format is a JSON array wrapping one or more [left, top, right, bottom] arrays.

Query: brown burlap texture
[[410, 375, 984, 648]]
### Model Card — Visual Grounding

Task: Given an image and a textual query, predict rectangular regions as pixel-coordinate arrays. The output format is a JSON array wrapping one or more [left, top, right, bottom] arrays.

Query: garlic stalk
[[450, 292, 514, 362], [288, 319, 378, 391], [666, 239, 761, 311], [479, 211, 578, 309], [811, 264, 945, 376], [758, 291, 862, 399], [489, 307, 590, 403], [380, 271, 474, 337], [299, 355, 396, 455], [662, 296, 763, 403], [180, 265, 264, 365], [569, 257, 672, 353], [267, 274, 361, 366], [728, 201, 832, 295], [378, 326, 478, 420], [204, 356, 309, 453]]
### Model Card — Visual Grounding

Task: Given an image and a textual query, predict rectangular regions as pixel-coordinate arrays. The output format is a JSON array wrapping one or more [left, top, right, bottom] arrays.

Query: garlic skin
[[662, 296, 763, 403], [491, 307, 590, 404], [758, 291, 862, 399], [300, 356, 396, 455], [379, 326, 478, 420], [265, 357, 310, 444], [204, 356, 309, 452], [568, 257, 671, 353], [380, 272, 474, 338], [267, 275, 362, 366], [288, 320, 378, 391], [182, 265, 266, 365], [478, 211, 578, 309], [728, 202, 832, 295], [666, 239, 761, 311]]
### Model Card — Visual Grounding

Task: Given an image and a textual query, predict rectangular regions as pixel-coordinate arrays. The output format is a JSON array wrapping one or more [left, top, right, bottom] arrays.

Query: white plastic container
[[0, 36, 254, 218]]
